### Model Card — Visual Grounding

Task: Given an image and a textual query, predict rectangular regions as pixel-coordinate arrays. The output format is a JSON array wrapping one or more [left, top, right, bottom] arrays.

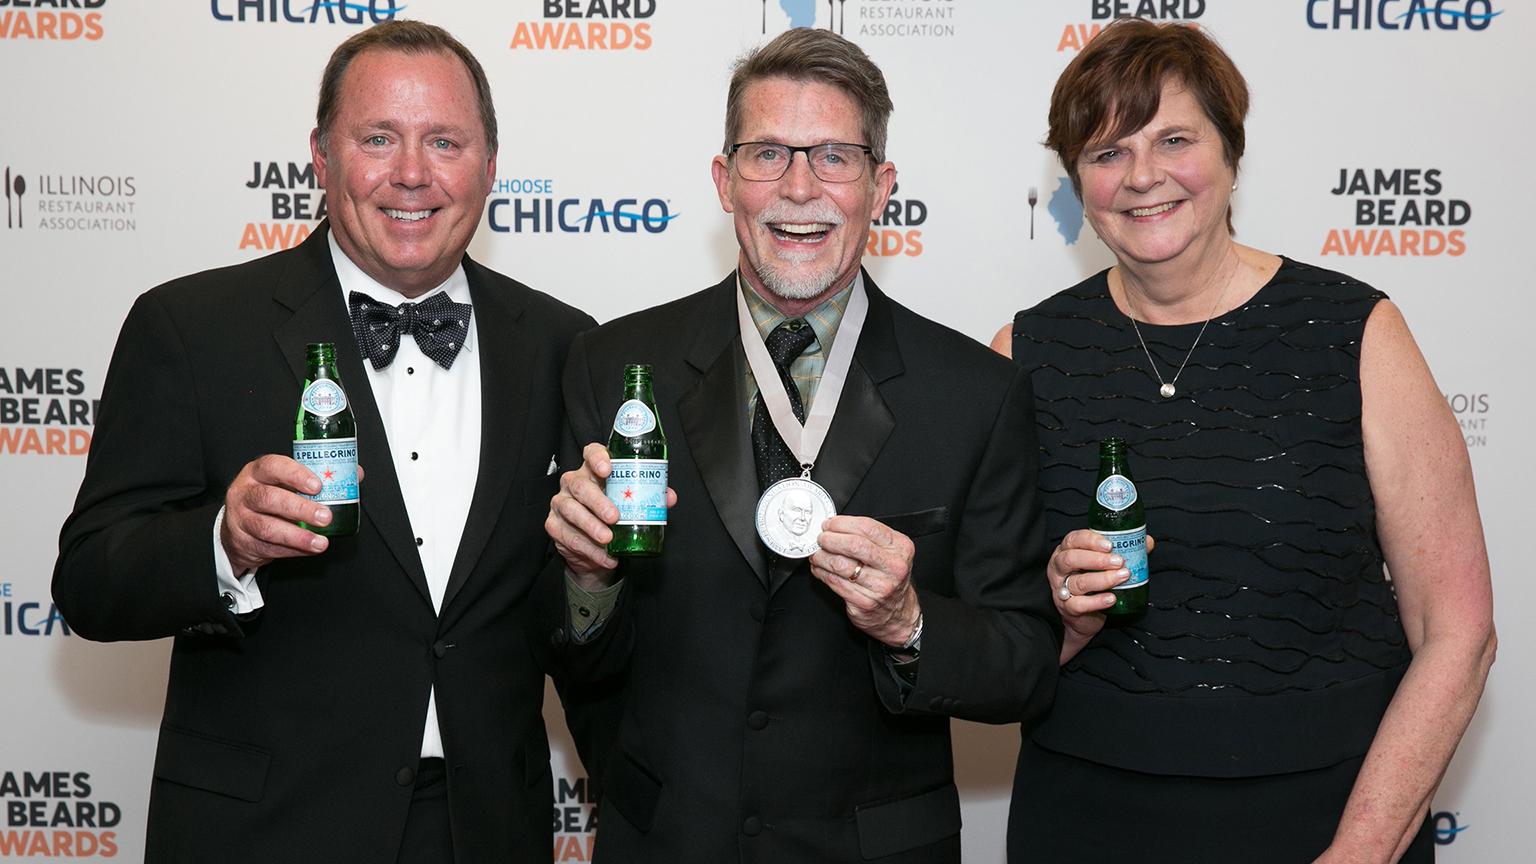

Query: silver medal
[[755, 477, 836, 559]]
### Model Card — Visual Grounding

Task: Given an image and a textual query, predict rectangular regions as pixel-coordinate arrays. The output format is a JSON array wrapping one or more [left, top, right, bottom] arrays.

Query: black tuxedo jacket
[[53, 224, 593, 863], [556, 273, 1061, 864]]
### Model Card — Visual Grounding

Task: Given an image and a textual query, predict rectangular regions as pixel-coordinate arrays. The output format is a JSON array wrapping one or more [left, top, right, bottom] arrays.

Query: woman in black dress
[[992, 19, 1494, 864]]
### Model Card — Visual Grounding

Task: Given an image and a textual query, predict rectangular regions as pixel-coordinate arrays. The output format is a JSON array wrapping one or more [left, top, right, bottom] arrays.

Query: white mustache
[[756, 202, 845, 228]]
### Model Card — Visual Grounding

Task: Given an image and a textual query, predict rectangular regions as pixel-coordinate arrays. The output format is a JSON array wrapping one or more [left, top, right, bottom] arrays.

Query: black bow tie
[[348, 290, 472, 371]]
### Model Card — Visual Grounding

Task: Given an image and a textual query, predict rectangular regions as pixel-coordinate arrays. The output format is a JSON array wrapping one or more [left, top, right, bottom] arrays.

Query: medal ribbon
[[736, 273, 869, 479]]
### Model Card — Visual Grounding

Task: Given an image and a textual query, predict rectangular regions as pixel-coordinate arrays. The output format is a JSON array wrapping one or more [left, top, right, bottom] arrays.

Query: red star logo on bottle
[[323, 469, 335, 480], [623, 488, 634, 500]]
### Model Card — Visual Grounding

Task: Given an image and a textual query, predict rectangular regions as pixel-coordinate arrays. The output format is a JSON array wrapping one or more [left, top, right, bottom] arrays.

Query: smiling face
[[311, 48, 495, 298], [712, 77, 895, 311], [1076, 80, 1234, 269]]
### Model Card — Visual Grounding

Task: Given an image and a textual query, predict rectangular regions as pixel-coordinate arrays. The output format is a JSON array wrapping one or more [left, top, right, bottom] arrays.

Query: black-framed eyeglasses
[[728, 142, 875, 183]]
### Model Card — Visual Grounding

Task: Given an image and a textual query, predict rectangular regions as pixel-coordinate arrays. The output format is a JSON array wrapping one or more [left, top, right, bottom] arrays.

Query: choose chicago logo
[[0, 769, 120, 857], [1321, 167, 1469, 257], [486, 175, 677, 235], [0, 366, 97, 457], [761, 0, 960, 40], [551, 775, 596, 863], [211, 0, 404, 25], [1057, 0, 1205, 52], [240, 159, 324, 252], [1, 163, 136, 233], [1, 583, 72, 638], [0, 0, 105, 41], [1306, 1, 1502, 30], [510, 1, 655, 51]]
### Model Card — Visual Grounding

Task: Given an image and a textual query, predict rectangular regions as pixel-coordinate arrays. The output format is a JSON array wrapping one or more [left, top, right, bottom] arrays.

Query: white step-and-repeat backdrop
[[1, 1, 1525, 861]]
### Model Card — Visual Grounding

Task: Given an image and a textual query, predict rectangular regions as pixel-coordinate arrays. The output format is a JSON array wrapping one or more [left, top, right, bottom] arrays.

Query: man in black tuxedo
[[544, 28, 1060, 863], [52, 21, 592, 864]]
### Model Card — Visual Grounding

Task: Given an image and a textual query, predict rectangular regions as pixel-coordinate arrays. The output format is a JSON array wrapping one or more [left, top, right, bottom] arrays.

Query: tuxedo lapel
[[271, 224, 432, 608], [439, 258, 532, 617], [678, 276, 769, 588]]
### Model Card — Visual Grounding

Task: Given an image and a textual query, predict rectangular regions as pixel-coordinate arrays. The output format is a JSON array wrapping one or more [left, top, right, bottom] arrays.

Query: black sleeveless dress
[[1005, 258, 1432, 863]]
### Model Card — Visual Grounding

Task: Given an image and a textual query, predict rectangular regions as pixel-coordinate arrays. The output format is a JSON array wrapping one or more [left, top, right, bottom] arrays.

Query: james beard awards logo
[[763, 0, 961, 40], [1, 770, 120, 858], [0, 0, 106, 41], [1, 163, 136, 233], [511, 1, 656, 51], [551, 775, 597, 862], [1306, 0, 1502, 30], [485, 174, 677, 235], [1, 583, 71, 638], [0, 367, 97, 457], [1322, 167, 1469, 257], [241, 159, 324, 251], [868, 181, 926, 258], [211, 0, 404, 25], [1057, 0, 1206, 52]]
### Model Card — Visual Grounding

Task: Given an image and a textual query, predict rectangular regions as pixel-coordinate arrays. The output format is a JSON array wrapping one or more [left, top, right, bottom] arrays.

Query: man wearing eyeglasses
[[542, 27, 1060, 864]]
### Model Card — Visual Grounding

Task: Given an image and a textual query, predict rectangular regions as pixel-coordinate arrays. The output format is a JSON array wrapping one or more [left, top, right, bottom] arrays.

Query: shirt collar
[[739, 270, 861, 356], [328, 231, 475, 354]]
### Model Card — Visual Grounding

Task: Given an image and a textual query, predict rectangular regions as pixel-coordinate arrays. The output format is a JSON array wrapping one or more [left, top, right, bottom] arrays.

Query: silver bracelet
[[901, 612, 924, 651]]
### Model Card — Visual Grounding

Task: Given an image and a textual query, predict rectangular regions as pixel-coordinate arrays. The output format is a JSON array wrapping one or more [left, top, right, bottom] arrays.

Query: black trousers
[[396, 759, 454, 864]]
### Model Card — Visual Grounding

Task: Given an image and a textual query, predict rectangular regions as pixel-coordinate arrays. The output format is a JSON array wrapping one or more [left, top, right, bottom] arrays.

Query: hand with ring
[[1048, 528, 1156, 664], [809, 515, 919, 649]]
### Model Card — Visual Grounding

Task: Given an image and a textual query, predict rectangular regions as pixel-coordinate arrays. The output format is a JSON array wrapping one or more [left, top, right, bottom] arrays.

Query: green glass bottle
[[606, 364, 667, 557], [292, 342, 359, 537], [1089, 437, 1147, 616]]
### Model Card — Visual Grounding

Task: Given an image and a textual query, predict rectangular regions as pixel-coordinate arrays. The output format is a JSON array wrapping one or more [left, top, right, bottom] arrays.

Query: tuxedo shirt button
[[396, 766, 415, 786], [746, 710, 768, 730], [411, 452, 419, 461], [415, 537, 424, 547], [742, 816, 762, 836], [406, 367, 415, 375]]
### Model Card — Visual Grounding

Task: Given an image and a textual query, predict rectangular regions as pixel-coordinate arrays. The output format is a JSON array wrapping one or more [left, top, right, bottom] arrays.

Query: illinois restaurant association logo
[[0, 583, 72, 638], [1444, 391, 1490, 450], [551, 775, 597, 862], [1, 163, 137, 234], [0, 366, 97, 457], [0, 0, 106, 41], [1030, 175, 1086, 245], [868, 181, 926, 258], [240, 159, 325, 252], [485, 174, 678, 235], [1321, 167, 1469, 257], [210, 0, 405, 25], [510, 0, 656, 51], [0, 769, 121, 857], [1306, 0, 1502, 30], [1056, 0, 1206, 52], [761, 0, 962, 40]]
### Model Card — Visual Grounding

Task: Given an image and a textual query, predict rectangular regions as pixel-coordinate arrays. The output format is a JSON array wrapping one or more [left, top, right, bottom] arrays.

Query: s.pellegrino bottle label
[[1089, 438, 1147, 614], [607, 459, 667, 525]]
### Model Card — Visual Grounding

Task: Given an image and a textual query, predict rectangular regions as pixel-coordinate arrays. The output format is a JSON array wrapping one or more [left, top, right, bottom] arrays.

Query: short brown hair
[[723, 28, 894, 163], [1047, 19, 1248, 229], [315, 20, 498, 155]]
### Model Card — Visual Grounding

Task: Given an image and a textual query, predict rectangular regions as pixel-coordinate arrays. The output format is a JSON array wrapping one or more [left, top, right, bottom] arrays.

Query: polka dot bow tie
[[348, 290, 472, 371]]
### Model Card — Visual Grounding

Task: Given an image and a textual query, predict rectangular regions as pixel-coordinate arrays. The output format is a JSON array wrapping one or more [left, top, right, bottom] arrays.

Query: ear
[[485, 147, 498, 191], [711, 154, 734, 214], [310, 128, 328, 186], [867, 160, 896, 222]]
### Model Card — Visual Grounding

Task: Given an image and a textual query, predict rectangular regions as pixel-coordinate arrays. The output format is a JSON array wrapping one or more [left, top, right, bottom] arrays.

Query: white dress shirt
[[214, 233, 482, 759]]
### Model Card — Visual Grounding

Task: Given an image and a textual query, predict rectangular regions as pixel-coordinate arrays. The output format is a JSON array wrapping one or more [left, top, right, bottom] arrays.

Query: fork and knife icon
[[4, 166, 26, 229]]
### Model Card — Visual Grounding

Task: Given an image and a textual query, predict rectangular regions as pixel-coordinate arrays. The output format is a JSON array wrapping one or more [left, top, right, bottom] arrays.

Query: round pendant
[[755, 477, 837, 559], [1159, 383, 1176, 398]]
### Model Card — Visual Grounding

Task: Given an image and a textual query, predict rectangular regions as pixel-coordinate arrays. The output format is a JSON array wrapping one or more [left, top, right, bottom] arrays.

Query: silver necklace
[[1120, 262, 1236, 399]]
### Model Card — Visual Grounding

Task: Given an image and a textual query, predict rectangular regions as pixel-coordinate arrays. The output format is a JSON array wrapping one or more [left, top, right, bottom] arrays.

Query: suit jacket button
[[747, 710, 769, 730], [748, 601, 765, 622], [742, 816, 762, 836], [433, 641, 450, 659], [928, 696, 944, 711], [396, 766, 415, 786], [550, 629, 568, 647]]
